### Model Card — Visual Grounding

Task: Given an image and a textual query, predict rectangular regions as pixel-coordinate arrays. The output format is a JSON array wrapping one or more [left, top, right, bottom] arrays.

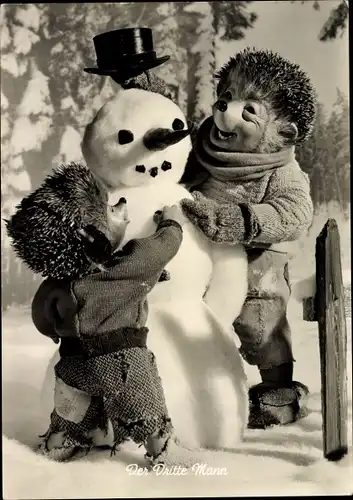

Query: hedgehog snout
[[111, 198, 128, 219], [215, 100, 228, 112]]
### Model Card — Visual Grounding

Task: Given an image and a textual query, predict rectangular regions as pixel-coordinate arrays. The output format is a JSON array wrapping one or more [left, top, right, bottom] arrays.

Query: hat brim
[[84, 55, 170, 75]]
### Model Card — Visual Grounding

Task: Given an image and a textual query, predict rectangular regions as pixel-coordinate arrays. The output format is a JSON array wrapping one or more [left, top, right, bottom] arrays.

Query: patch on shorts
[[54, 377, 91, 423]]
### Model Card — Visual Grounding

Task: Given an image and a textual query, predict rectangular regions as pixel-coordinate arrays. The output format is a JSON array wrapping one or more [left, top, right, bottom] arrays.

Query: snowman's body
[[109, 182, 248, 449], [42, 89, 249, 450]]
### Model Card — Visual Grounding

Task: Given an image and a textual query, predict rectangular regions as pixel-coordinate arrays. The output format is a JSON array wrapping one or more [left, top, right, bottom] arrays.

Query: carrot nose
[[143, 128, 190, 151]]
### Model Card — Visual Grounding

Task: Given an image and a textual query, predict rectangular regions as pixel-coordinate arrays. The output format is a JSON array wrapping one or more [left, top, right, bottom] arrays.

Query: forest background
[[1, 1, 349, 309]]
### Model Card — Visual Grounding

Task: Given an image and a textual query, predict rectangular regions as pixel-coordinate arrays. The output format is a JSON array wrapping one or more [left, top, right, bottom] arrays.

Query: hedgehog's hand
[[78, 225, 113, 271], [181, 191, 259, 244], [181, 191, 220, 240]]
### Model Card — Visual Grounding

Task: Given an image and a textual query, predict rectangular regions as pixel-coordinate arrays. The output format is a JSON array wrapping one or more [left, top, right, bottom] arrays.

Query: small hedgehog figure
[[6, 163, 119, 281], [181, 48, 316, 430], [6, 163, 197, 466]]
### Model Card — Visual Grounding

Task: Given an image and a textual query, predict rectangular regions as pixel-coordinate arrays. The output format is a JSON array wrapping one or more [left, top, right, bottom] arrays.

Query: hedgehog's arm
[[181, 192, 254, 245], [31, 278, 79, 342], [249, 164, 314, 244], [181, 164, 313, 245]]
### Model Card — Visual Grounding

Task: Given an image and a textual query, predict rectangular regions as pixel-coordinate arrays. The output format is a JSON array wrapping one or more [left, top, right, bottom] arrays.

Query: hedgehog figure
[[181, 48, 317, 429], [6, 162, 198, 466], [6, 163, 125, 281]]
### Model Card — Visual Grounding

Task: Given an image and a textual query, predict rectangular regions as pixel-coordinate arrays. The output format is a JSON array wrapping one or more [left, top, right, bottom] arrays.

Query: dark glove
[[181, 191, 260, 244]]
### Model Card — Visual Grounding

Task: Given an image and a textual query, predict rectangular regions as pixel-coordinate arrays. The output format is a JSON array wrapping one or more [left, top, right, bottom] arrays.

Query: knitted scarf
[[195, 116, 295, 181]]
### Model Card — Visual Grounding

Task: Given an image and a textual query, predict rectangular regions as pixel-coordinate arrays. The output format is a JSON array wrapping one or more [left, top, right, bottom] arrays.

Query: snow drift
[[2, 301, 352, 498]]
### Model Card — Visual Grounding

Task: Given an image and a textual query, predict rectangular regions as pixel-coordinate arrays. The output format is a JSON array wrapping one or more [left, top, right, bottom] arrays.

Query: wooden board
[[315, 219, 348, 461]]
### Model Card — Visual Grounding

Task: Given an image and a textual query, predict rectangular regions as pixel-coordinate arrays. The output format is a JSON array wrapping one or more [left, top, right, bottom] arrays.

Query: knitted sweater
[[182, 116, 313, 252], [200, 162, 313, 246], [31, 220, 183, 345]]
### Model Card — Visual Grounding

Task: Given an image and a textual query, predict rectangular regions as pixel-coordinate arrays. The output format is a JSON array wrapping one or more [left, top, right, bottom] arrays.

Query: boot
[[248, 362, 309, 429]]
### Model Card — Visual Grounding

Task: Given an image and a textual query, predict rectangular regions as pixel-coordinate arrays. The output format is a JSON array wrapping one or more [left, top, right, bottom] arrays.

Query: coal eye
[[118, 130, 134, 145], [224, 91, 232, 100], [172, 119, 184, 131], [244, 105, 256, 114], [161, 161, 172, 171]]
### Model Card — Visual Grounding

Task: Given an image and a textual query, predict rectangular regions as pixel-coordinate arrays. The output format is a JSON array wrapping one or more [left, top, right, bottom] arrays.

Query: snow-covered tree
[[296, 90, 349, 217], [153, 2, 188, 113], [179, 1, 257, 122], [323, 90, 350, 216], [183, 2, 216, 122], [296, 100, 329, 208], [318, 0, 348, 41], [1, 3, 146, 308], [1, 5, 50, 308], [53, 126, 83, 165], [2, 58, 51, 219], [292, 0, 349, 41], [1, 5, 47, 218]]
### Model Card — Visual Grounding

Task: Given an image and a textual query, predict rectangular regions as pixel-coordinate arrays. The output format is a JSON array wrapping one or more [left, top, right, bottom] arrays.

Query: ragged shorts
[[44, 338, 172, 450]]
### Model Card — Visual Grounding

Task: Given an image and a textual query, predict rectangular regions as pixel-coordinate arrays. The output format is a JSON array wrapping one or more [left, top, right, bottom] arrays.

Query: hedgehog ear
[[278, 122, 298, 143], [78, 225, 113, 265]]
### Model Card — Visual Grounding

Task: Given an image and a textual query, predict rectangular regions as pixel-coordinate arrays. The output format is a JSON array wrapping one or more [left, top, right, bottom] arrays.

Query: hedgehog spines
[[6, 162, 110, 280], [215, 47, 317, 143]]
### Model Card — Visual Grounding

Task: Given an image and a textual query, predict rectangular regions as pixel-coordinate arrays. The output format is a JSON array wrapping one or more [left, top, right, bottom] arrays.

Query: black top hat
[[84, 27, 170, 82]]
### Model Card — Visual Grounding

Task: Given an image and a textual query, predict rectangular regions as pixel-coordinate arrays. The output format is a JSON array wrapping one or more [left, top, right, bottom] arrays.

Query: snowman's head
[[82, 89, 192, 189]]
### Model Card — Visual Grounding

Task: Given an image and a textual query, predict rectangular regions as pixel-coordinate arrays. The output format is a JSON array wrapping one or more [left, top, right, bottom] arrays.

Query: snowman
[[77, 87, 248, 450], [41, 28, 249, 451]]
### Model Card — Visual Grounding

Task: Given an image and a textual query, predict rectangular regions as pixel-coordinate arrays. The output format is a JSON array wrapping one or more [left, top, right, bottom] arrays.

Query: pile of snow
[[2, 302, 352, 498]]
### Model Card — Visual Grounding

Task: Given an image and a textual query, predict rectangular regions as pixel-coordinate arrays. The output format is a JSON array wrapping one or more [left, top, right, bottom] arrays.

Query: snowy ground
[[2, 298, 352, 498]]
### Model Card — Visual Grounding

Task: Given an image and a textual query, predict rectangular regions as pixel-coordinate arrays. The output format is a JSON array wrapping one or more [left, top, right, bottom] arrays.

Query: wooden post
[[315, 219, 348, 461]]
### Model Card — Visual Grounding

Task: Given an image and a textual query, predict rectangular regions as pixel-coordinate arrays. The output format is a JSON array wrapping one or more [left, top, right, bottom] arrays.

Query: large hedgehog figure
[[181, 47, 317, 429], [214, 47, 316, 147], [6, 162, 199, 466]]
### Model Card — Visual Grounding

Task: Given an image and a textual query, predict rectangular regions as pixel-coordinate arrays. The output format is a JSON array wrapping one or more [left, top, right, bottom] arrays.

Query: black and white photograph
[[1, 1, 351, 497]]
